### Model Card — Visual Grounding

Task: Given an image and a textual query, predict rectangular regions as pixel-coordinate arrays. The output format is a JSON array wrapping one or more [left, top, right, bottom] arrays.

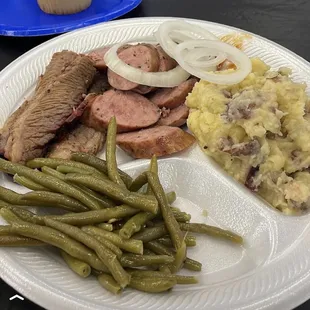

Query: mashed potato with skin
[[187, 58, 310, 214]]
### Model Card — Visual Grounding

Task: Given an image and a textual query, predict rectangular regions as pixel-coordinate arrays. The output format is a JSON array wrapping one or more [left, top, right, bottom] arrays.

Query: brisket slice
[[48, 122, 105, 160], [3, 51, 96, 163], [0, 51, 81, 155]]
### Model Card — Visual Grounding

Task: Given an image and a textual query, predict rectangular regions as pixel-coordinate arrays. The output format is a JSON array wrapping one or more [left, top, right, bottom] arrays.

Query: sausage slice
[[108, 44, 160, 91], [149, 77, 198, 109], [87, 89, 160, 133], [133, 45, 178, 95], [157, 104, 189, 127], [88, 47, 110, 70], [116, 126, 196, 158], [156, 45, 177, 72]]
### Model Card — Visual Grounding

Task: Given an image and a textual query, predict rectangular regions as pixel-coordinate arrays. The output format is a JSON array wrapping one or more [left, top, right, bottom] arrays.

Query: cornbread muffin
[[37, 0, 92, 15]]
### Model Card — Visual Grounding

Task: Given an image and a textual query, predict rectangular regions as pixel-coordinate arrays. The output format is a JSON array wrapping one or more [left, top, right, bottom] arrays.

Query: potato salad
[[187, 58, 310, 214]]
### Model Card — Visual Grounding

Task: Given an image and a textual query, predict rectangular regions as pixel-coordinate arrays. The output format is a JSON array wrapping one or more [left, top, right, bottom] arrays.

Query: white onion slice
[[174, 40, 252, 85], [155, 20, 219, 58], [104, 40, 190, 88], [183, 48, 227, 69]]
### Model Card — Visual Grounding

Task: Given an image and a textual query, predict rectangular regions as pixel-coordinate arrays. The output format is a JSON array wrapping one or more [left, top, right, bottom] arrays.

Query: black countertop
[[0, 0, 309, 309]]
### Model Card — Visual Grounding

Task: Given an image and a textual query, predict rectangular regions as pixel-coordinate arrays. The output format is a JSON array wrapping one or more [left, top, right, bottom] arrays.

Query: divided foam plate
[[1, 17, 310, 310]]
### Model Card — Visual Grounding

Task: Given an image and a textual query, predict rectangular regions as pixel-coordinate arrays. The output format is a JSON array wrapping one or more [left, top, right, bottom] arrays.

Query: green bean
[[98, 273, 122, 295], [132, 225, 167, 243], [183, 258, 202, 272], [0, 208, 23, 224], [171, 210, 191, 223], [71, 153, 132, 188], [97, 223, 113, 231], [129, 172, 148, 192], [106, 117, 126, 188], [129, 277, 176, 293], [0, 159, 102, 211], [120, 172, 161, 249], [119, 158, 163, 239], [7, 207, 44, 225], [60, 250, 91, 278], [42, 166, 115, 208], [156, 209, 191, 223], [22, 191, 89, 212], [81, 226, 143, 255], [157, 237, 174, 247], [78, 186, 116, 209], [184, 235, 196, 247], [146, 170, 186, 273], [49, 205, 138, 226], [10, 221, 108, 271], [145, 240, 174, 256], [179, 223, 243, 244], [0, 235, 45, 247], [65, 174, 158, 214], [146, 155, 158, 195], [145, 241, 202, 272], [158, 236, 197, 247], [13, 174, 50, 191], [0, 225, 13, 235], [119, 212, 154, 240], [120, 254, 174, 267], [166, 191, 177, 204], [44, 219, 130, 287], [27, 158, 105, 177], [0, 186, 56, 207], [126, 270, 198, 285], [132, 225, 195, 246], [41, 166, 66, 180], [82, 228, 123, 258], [0, 199, 13, 208], [56, 165, 95, 176], [158, 265, 172, 274], [143, 248, 157, 256]]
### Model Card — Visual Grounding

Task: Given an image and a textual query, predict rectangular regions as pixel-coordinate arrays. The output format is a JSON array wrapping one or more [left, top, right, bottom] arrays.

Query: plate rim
[[0, 0, 142, 37], [1, 16, 310, 310]]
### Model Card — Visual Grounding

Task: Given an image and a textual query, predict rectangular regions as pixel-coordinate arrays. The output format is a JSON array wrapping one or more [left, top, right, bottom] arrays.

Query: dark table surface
[[0, 0, 309, 309]]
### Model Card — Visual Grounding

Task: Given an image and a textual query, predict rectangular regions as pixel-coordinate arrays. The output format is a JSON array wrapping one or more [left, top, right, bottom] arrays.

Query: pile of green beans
[[0, 117, 244, 295]]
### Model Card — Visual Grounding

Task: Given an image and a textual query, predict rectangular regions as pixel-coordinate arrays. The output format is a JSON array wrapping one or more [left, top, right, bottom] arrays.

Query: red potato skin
[[149, 77, 199, 109], [86, 89, 160, 133], [116, 126, 196, 159], [108, 44, 160, 91]]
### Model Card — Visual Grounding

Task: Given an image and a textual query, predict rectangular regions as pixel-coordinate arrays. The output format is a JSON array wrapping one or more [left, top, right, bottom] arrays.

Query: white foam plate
[[1, 17, 310, 310]]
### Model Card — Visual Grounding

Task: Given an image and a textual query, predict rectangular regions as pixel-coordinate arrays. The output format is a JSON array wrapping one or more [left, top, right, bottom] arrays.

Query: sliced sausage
[[116, 126, 196, 158], [157, 104, 189, 127], [149, 77, 198, 109], [108, 44, 160, 91], [88, 47, 110, 70], [87, 45, 130, 71], [81, 94, 103, 129], [133, 84, 154, 95], [87, 89, 160, 133], [156, 45, 177, 72], [133, 46, 178, 95]]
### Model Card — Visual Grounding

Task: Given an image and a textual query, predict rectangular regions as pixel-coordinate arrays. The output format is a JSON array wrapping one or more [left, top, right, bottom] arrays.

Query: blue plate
[[0, 0, 142, 37]]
